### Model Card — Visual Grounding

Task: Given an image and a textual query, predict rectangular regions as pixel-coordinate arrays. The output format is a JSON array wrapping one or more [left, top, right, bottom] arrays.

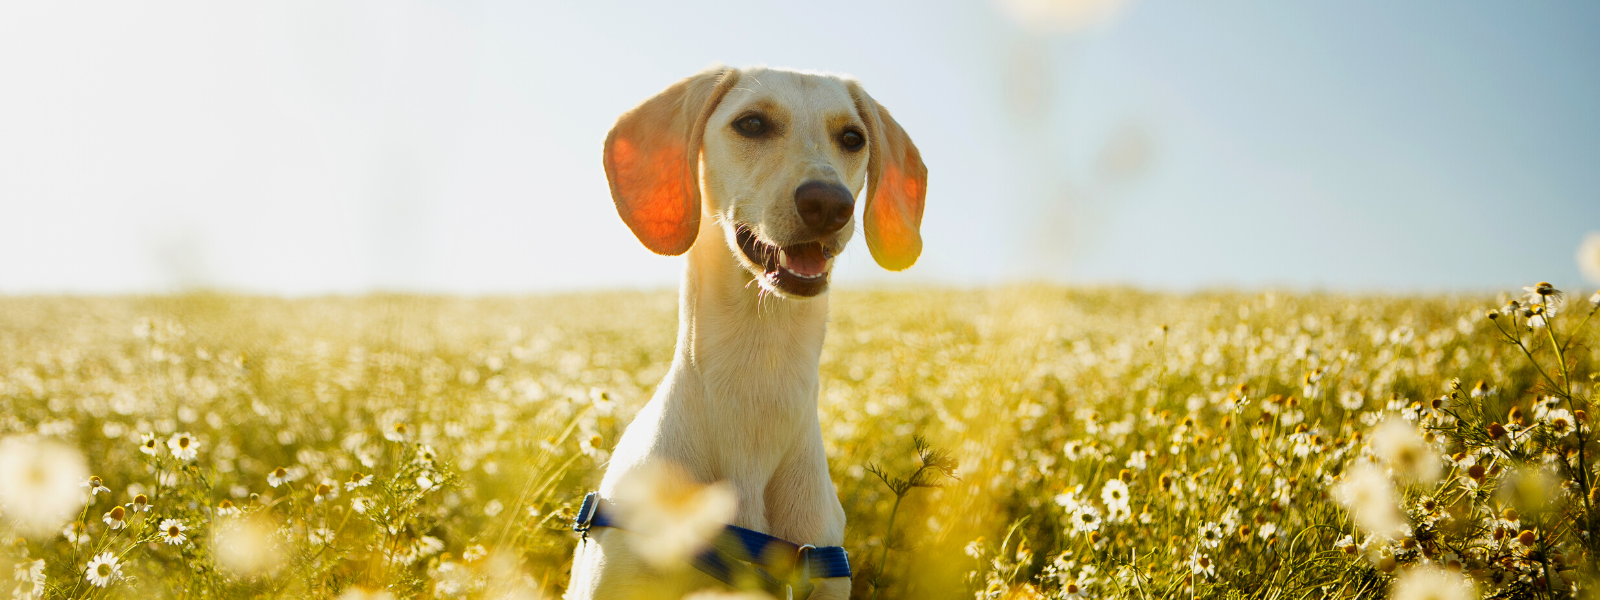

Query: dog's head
[[603, 66, 926, 298]]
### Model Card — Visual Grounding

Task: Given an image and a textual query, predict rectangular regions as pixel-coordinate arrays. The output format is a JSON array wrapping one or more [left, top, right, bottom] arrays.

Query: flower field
[[2, 286, 1598, 599]]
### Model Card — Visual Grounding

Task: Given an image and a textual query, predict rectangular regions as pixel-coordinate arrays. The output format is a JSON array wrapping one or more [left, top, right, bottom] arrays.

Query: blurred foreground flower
[[213, 516, 284, 577], [1502, 466, 1560, 513], [611, 461, 737, 569], [0, 436, 90, 538], [338, 588, 397, 600], [684, 592, 773, 600], [1371, 418, 1441, 484], [1577, 231, 1600, 285], [1389, 566, 1475, 600], [993, 0, 1129, 32], [1333, 463, 1406, 539]]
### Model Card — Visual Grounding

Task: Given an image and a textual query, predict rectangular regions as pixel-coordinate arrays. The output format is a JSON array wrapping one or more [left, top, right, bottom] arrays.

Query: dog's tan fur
[[567, 66, 926, 600]]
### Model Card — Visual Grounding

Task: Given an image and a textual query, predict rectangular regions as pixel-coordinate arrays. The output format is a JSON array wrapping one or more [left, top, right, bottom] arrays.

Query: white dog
[[565, 66, 926, 600]]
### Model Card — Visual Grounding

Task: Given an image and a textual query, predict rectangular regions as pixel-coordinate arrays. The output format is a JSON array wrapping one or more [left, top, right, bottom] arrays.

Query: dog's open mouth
[[735, 226, 836, 297]]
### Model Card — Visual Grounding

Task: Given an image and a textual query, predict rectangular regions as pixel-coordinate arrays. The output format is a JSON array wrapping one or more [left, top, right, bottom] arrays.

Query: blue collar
[[573, 491, 851, 599]]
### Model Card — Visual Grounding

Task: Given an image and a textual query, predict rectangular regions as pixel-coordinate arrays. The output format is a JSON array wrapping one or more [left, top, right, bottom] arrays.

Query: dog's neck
[[669, 220, 830, 427]]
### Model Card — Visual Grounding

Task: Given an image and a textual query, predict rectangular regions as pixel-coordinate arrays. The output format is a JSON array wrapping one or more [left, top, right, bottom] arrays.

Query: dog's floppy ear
[[604, 67, 742, 255], [849, 83, 928, 271]]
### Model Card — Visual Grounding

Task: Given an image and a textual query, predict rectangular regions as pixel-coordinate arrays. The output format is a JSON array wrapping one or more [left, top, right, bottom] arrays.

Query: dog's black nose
[[794, 181, 855, 236]]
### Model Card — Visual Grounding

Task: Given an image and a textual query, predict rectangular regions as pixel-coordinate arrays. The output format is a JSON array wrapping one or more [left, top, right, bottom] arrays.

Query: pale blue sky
[[1, 1, 1596, 294]]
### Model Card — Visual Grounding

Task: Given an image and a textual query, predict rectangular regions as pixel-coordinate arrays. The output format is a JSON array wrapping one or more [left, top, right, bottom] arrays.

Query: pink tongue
[[781, 244, 828, 276]]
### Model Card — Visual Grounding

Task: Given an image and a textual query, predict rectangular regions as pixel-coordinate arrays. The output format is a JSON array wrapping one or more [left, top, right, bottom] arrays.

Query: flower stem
[[869, 492, 906, 600]]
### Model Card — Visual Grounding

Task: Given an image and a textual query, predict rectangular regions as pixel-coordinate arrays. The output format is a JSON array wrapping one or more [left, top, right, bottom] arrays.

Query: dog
[[565, 66, 926, 600]]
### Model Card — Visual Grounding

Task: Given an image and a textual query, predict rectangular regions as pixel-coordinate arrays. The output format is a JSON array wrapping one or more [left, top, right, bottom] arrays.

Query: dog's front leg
[[765, 441, 851, 600]]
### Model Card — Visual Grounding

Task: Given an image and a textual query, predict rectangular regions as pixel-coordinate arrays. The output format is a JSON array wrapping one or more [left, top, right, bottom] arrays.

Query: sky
[[1, 1, 1597, 295]]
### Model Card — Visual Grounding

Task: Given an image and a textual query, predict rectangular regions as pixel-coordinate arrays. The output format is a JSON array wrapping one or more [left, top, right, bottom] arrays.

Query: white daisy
[[62, 521, 88, 545], [1523, 282, 1560, 306], [1063, 440, 1085, 461], [267, 466, 294, 488], [345, 472, 373, 491], [82, 476, 110, 496], [309, 527, 335, 546], [578, 434, 607, 460], [415, 535, 445, 557], [129, 493, 152, 513], [216, 499, 241, 517], [383, 422, 410, 443], [1070, 505, 1102, 534], [1198, 522, 1223, 549], [18, 558, 45, 598], [1062, 580, 1086, 598], [159, 518, 188, 545], [139, 432, 160, 456], [1338, 390, 1365, 411], [167, 432, 199, 461], [102, 506, 127, 530], [1189, 550, 1215, 577], [1335, 534, 1359, 555], [314, 481, 336, 503], [1124, 450, 1147, 470], [1544, 409, 1576, 437], [1053, 485, 1086, 512], [84, 551, 122, 587], [1258, 522, 1279, 541], [1100, 479, 1130, 512], [1104, 503, 1133, 524]]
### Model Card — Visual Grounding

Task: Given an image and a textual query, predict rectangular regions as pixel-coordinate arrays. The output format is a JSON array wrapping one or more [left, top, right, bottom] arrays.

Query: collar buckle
[[572, 492, 601, 536], [786, 544, 816, 600]]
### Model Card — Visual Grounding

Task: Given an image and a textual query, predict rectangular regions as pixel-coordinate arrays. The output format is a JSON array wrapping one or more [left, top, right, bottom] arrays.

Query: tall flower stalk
[[865, 435, 959, 600]]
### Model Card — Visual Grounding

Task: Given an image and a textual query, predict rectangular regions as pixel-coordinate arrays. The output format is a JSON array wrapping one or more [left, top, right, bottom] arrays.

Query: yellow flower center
[[98, 564, 112, 577]]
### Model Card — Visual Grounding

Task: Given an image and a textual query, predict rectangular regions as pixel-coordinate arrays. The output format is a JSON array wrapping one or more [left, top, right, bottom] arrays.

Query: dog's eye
[[839, 129, 865, 151], [735, 115, 766, 137]]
